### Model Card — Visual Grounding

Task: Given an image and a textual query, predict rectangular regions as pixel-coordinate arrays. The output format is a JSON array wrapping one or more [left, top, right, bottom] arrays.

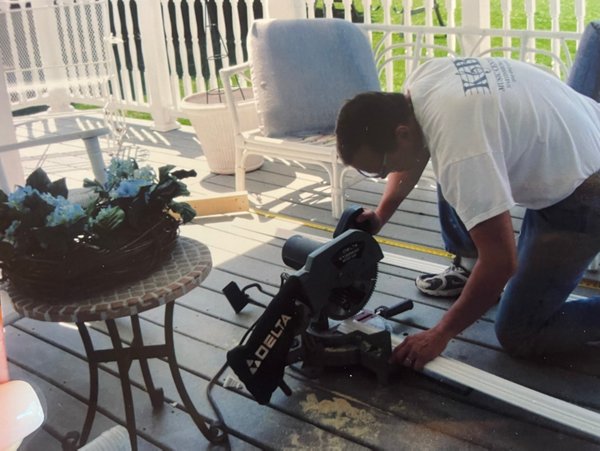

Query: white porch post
[[32, 0, 73, 112], [136, 0, 180, 132], [264, 0, 307, 19], [460, 0, 491, 55], [0, 60, 25, 193]]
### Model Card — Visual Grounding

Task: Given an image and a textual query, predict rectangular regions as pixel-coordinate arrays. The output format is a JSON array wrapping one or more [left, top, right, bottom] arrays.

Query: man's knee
[[494, 320, 534, 356]]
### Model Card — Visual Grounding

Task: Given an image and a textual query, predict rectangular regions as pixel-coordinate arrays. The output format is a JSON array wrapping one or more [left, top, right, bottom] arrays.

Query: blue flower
[[46, 202, 85, 227], [4, 220, 21, 244], [133, 166, 155, 182], [7, 186, 37, 210], [110, 179, 152, 199]]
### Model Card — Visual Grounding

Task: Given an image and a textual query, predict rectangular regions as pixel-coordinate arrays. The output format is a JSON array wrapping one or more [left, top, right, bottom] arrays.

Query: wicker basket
[[2, 215, 180, 302]]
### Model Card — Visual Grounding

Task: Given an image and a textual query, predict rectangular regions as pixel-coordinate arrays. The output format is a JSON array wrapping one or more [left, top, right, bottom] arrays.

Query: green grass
[[351, 0, 600, 90]]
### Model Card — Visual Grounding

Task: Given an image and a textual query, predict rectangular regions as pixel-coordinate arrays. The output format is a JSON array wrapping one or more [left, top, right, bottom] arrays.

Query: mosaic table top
[[7, 237, 212, 323]]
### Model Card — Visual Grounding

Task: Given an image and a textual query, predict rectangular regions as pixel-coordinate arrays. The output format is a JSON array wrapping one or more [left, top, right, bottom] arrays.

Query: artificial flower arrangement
[[0, 157, 197, 301]]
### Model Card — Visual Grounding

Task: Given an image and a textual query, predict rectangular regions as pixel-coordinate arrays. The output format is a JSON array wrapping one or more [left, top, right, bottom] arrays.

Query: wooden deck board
[[5, 115, 600, 449]]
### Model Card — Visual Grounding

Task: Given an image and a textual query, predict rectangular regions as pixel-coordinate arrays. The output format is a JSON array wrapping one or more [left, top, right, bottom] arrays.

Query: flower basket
[[0, 158, 197, 303], [2, 214, 179, 301]]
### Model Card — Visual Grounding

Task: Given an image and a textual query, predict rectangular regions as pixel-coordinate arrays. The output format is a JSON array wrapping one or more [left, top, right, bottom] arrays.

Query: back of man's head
[[335, 92, 412, 165]]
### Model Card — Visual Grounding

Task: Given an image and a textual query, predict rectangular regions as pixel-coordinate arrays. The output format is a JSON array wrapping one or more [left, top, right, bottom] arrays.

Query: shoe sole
[[415, 283, 463, 298]]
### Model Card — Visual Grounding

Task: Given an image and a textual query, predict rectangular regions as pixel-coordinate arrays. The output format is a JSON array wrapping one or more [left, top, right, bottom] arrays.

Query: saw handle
[[375, 300, 414, 319], [333, 206, 377, 237]]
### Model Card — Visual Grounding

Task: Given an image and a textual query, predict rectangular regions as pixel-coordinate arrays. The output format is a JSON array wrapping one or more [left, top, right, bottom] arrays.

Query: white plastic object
[[79, 425, 131, 451], [0, 380, 45, 451]]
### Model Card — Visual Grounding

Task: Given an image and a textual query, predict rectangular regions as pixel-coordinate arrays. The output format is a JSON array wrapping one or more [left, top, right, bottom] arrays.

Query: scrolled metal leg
[[130, 314, 164, 409], [76, 322, 100, 447], [163, 302, 227, 444], [106, 319, 138, 451]]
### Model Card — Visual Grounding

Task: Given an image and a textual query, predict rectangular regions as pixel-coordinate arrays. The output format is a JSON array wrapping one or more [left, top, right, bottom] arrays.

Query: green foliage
[[0, 158, 197, 260]]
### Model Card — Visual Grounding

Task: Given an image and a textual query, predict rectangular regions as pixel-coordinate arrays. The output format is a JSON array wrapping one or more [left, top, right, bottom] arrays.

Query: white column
[[265, 0, 307, 19], [0, 60, 25, 193], [136, 0, 180, 132], [460, 0, 491, 56], [33, 0, 73, 112]]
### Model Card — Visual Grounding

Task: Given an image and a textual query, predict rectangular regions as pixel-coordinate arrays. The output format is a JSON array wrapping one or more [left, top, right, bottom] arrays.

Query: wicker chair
[[221, 19, 381, 218]]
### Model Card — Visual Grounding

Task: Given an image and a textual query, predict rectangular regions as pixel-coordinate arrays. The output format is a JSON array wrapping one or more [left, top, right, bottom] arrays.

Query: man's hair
[[335, 91, 412, 165]]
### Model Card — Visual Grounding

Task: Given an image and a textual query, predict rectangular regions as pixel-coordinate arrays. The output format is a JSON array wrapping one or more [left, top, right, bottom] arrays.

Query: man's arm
[[390, 211, 517, 369], [359, 157, 429, 232]]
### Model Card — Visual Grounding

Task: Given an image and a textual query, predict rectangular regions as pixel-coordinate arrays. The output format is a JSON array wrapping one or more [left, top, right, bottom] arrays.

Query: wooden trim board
[[187, 191, 249, 217]]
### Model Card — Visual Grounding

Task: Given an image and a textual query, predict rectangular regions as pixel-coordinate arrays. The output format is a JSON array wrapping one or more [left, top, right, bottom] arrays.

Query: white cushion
[[248, 19, 381, 137]]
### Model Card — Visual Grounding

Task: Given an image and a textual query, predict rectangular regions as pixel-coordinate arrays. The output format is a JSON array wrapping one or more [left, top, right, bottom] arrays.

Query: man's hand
[[389, 327, 453, 370], [389, 211, 517, 371], [355, 209, 382, 235]]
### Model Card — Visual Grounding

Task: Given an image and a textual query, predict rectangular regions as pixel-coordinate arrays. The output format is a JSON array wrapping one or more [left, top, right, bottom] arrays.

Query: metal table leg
[[76, 323, 100, 447], [106, 319, 138, 451], [131, 315, 164, 409], [72, 304, 227, 448], [164, 301, 227, 444]]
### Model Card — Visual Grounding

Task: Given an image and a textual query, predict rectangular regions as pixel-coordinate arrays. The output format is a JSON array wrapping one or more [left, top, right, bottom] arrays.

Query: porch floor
[[3, 113, 600, 450]]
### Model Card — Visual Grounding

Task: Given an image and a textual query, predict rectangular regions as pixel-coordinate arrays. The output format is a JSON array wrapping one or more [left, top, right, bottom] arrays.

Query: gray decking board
[[7, 334, 162, 450]]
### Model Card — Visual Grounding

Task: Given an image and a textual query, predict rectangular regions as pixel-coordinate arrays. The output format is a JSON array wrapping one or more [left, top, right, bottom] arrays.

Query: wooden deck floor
[[4, 114, 600, 450]]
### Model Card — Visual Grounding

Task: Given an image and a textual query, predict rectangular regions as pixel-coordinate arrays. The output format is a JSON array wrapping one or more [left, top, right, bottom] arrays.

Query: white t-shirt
[[405, 57, 600, 230]]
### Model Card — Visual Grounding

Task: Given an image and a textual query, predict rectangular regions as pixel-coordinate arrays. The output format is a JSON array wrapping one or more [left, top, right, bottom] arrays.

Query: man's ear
[[394, 124, 411, 142]]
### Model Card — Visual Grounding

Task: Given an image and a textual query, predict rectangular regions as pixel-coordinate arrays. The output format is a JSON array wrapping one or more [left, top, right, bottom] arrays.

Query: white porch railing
[[0, 0, 116, 112], [0, 0, 596, 131]]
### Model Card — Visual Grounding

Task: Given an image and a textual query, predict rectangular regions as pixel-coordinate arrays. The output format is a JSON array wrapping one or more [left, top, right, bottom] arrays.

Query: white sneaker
[[415, 259, 470, 297]]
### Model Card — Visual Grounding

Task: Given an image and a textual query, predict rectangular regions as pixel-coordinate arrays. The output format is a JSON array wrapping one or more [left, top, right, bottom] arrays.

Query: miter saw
[[224, 206, 413, 404]]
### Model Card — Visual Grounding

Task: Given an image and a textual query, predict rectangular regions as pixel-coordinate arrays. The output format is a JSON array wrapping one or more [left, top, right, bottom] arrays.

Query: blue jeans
[[436, 176, 600, 356]]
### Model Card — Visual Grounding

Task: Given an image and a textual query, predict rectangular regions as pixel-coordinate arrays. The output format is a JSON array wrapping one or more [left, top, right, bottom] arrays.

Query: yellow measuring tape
[[250, 208, 600, 291], [252, 208, 452, 257]]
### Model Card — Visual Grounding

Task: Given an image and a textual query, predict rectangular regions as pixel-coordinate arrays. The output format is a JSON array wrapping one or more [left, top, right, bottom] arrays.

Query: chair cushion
[[248, 19, 380, 137], [567, 20, 600, 101]]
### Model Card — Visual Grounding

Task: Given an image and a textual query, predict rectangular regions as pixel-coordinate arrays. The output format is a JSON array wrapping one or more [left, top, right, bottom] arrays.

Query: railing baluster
[[362, 0, 372, 25], [574, 0, 586, 34], [549, 0, 561, 75], [108, 0, 131, 105], [403, 0, 413, 26], [19, 4, 43, 103], [445, 0, 457, 52], [187, 0, 204, 95], [58, 0, 81, 99], [424, 0, 434, 56], [306, 0, 316, 19], [159, 0, 182, 103], [323, 0, 334, 19], [81, 0, 100, 99], [229, 0, 244, 69], [173, 0, 193, 97], [213, 0, 228, 87], [123, 0, 144, 105], [342, 0, 353, 21], [501, 0, 512, 58], [4, 6, 25, 104], [402, 0, 414, 74], [524, 0, 536, 62], [201, 0, 217, 91], [380, 0, 393, 90]]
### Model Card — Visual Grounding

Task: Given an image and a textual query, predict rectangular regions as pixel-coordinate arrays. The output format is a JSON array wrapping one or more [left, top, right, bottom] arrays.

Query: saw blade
[[324, 262, 378, 320]]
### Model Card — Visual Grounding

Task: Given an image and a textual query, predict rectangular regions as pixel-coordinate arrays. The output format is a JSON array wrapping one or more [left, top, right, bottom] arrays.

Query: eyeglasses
[[357, 151, 389, 179]]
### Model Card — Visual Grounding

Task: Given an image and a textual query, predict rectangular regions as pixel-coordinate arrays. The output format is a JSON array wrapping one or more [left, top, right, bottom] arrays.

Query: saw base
[[289, 323, 397, 385]]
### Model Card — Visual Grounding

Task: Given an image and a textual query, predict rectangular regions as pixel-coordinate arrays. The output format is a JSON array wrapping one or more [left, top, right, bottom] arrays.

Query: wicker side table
[[7, 237, 226, 449]]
